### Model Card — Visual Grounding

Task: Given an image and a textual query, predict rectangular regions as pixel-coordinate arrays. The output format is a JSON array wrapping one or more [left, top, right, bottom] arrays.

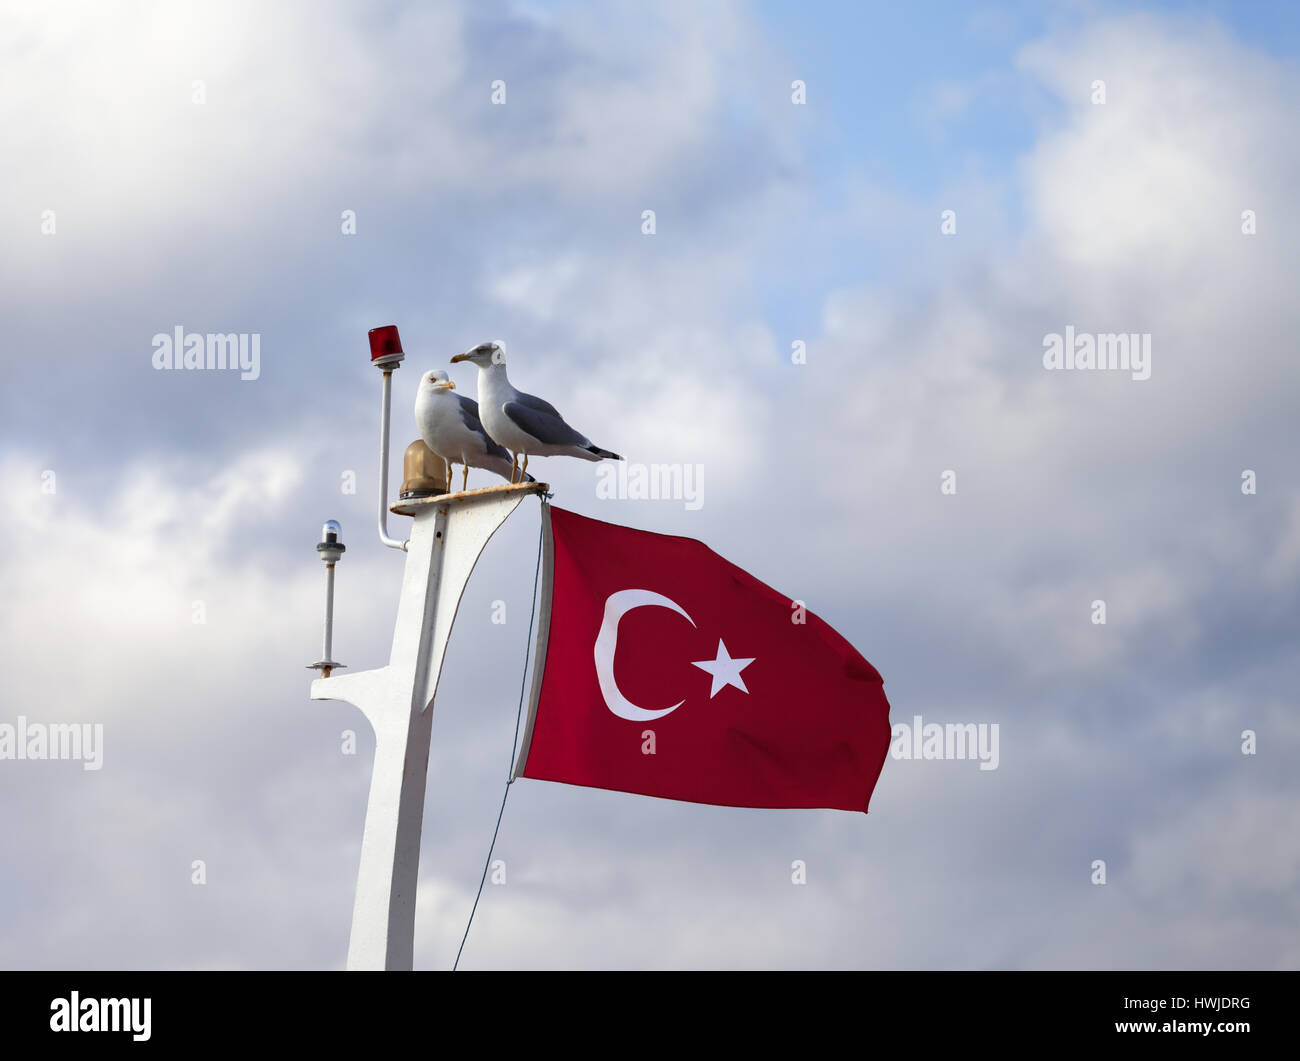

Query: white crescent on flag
[[593, 589, 696, 721]]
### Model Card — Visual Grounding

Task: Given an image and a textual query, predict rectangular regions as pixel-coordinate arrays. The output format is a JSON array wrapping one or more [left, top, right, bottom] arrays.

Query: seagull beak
[[445, 380, 455, 389], [450, 351, 470, 364]]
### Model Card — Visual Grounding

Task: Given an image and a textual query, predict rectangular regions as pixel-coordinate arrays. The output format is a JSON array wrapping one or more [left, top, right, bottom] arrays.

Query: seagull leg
[[521, 454, 529, 480], [510, 452, 519, 483], [462, 464, 469, 492]]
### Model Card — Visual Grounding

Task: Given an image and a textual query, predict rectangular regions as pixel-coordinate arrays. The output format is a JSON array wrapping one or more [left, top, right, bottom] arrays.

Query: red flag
[[515, 507, 892, 812]]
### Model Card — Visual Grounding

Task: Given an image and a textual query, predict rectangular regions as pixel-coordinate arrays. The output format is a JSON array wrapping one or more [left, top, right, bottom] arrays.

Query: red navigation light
[[368, 325, 404, 367]]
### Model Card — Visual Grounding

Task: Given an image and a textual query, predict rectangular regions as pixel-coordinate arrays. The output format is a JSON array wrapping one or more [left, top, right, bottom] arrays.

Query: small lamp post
[[307, 520, 346, 679]]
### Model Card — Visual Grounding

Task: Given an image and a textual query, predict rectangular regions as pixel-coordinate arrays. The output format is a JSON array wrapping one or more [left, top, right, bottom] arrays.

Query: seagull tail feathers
[[584, 445, 622, 461]]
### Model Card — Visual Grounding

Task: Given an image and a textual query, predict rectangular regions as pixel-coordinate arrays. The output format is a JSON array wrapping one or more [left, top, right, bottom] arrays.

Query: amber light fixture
[[400, 439, 448, 499]]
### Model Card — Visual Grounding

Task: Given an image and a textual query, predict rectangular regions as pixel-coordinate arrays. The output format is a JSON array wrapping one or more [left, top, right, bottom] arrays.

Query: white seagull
[[414, 369, 532, 492], [449, 341, 622, 482]]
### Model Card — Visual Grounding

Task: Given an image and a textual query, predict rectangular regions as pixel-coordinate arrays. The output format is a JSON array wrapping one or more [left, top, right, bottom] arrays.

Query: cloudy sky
[[2, 0, 1298, 969]]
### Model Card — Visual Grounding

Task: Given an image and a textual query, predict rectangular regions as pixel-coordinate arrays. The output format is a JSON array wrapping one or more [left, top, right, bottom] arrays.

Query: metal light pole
[[307, 521, 346, 679]]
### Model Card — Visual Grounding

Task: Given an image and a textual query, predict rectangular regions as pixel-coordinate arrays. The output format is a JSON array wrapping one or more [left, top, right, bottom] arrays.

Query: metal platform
[[390, 479, 548, 517]]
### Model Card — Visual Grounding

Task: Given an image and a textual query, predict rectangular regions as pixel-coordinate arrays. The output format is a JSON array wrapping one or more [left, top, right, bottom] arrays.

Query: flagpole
[[512, 503, 555, 781], [311, 481, 546, 970]]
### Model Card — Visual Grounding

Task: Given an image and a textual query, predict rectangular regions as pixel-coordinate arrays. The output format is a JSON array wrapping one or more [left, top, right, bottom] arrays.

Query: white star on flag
[[691, 640, 756, 698]]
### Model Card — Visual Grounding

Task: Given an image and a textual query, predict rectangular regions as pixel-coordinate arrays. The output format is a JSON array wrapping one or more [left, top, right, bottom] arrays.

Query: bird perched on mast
[[414, 369, 532, 492], [449, 341, 622, 482]]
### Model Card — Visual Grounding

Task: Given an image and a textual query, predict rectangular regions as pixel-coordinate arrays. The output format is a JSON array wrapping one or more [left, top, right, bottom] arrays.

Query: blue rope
[[453, 508, 545, 970]]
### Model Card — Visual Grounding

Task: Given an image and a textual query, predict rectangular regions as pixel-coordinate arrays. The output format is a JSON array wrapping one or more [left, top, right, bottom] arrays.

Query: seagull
[[449, 341, 622, 482], [414, 369, 532, 492]]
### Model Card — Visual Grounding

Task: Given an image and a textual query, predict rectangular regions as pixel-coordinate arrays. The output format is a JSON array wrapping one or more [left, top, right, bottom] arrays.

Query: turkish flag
[[515, 507, 892, 812]]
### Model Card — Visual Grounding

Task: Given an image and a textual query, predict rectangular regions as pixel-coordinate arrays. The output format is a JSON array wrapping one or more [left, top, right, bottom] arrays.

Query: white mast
[[311, 485, 542, 969], [310, 324, 545, 970]]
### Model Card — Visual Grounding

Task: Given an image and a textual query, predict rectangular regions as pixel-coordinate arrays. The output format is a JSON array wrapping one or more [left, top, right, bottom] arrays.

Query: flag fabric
[[514, 506, 892, 812]]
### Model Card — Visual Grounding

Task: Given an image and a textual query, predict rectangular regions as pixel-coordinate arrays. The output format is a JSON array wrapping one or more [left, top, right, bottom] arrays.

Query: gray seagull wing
[[512, 391, 563, 419], [503, 396, 590, 447], [454, 392, 512, 461]]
